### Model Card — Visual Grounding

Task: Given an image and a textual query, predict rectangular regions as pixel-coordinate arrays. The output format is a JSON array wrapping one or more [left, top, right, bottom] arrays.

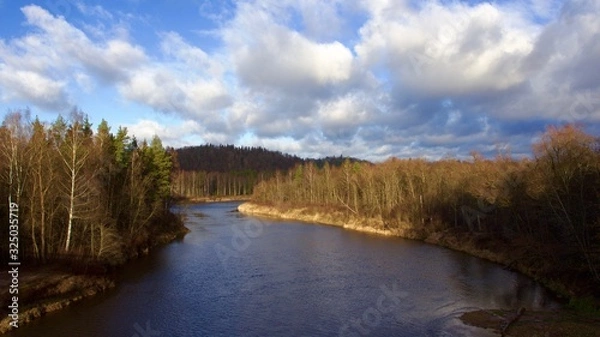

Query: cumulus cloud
[[219, 0, 381, 146], [356, 2, 536, 97], [20, 5, 146, 83], [479, 0, 600, 122], [117, 31, 232, 118], [0, 66, 69, 110], [1, 5, 232, 126], [225, 2, 355, 92], [0, 5, 144, 109], [119, 63, 231, 117], [126, 119, 204, 148], [1, 1, 599, 161], [223, 0, 599, 159]]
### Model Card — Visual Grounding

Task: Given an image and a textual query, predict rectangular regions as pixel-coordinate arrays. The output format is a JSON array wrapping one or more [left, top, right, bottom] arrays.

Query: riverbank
[[0, 266, 115, 334], [0, 220, 189, 335], [237, 202, 413, 237], [236, 203, 583, 296], [238, 202, 600, 335], [460, 308, 600, 337], [175, 195, 251, 204]]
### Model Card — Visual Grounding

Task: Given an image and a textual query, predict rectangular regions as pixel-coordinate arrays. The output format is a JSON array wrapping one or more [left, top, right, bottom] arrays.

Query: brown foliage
[[252, 124, 600, 285]]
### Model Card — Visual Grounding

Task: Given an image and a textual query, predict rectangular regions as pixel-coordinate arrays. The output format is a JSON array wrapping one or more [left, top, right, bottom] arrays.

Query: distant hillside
[[175, 144, 368, 172], [172, 144, 369, 199], [175, 144, 304, 172], [311, 155, 371, 168]]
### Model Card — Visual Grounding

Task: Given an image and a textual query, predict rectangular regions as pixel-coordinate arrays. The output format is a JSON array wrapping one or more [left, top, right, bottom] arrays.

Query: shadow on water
[[10, 202, 559, 337]]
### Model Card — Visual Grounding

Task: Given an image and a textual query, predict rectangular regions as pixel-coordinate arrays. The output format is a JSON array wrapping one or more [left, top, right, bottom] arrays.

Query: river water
[[10, 202, 559, 337]]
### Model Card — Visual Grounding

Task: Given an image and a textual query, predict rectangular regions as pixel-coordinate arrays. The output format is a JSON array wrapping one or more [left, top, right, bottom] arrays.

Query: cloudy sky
[[0, 0, 599, 161]]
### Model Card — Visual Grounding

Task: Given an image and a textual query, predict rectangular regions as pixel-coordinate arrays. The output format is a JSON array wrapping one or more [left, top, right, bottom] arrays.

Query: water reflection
[[10, 202, 559, 337]]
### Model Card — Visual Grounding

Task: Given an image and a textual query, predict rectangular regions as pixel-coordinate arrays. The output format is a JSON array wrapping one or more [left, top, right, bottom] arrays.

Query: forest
[[173, 145, 364, 198], [173, 144, 302, 198], [251, 125, 600, 293], [0, 109, 184, 266], [3, 107, 598, 297]]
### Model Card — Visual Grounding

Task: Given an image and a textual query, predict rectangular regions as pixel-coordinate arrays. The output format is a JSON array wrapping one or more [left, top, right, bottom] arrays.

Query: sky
[[0, 0, 599, 161]]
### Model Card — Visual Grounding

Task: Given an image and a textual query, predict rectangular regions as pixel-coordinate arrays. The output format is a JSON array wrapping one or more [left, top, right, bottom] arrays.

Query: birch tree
[[0, 111, 31, 204], [58, 112, 96, 253]]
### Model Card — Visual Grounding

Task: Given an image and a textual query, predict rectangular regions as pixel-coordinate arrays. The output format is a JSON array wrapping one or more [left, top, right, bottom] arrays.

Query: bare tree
[[57, 112, 96, 253], [0, 110, 31, 204]]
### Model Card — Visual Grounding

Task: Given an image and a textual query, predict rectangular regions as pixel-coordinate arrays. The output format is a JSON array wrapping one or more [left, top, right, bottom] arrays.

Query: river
[[10, 202, 559, 337]]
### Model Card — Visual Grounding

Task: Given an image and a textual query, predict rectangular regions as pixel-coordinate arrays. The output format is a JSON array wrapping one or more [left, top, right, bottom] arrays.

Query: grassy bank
[[238, 202, 416, 236], [175, 195, 252, 204]]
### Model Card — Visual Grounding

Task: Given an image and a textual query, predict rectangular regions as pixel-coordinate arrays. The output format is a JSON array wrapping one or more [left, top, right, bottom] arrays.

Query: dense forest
[[173, 145, 303, 198], [176, 144, 304, 172], [251, 125, 600, 292], [173, 145, 364, 198], [0, 109, 184, 265]]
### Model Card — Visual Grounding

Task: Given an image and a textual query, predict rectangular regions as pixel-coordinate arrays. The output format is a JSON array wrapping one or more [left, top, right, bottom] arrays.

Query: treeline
[[173, 145, 303, 198], [173, 144, 364, 198], [176, 144, 303, 172], [252, 125, 600, 286], [0, 109, 183, 265]]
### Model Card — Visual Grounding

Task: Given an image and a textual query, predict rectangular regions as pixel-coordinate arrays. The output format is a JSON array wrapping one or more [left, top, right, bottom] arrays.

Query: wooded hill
[[172, 145, 365, 198], [251, 125, 600, 295], [176, 144, 304, 172], [0, 110, 185, 265]]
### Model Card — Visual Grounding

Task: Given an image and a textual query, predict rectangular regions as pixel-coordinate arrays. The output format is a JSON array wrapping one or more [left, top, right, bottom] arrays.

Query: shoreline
[[0, 222, 189, 335], [236, 202, 567, 295], [238, 202, 600, 335], [0, 268, 115, 335], [175, 196, 251, 204]]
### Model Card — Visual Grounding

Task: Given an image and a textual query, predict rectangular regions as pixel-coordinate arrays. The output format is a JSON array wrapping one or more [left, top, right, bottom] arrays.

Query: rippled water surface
[[11, 202, 559, 336]]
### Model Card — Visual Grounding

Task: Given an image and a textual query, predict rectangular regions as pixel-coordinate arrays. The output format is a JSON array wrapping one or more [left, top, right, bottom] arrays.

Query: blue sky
[[0, 0, 599, 161]]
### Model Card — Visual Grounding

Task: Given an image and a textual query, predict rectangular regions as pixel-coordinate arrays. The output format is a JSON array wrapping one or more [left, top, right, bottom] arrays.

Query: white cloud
[[2, 1, 600, 161], [159, 32, 225, 78], [0, 66, 69, 110], [225, 2, 355, 92], [119, 34, 232, 119], [126, 119, 204, 147], [20, 4, 146, 83], [356, 2, 536, 96], [1, 5, 232, 123], [119, 64, 231, 117], [0, 4, 147, 111], [488, 0, 600, 121]]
